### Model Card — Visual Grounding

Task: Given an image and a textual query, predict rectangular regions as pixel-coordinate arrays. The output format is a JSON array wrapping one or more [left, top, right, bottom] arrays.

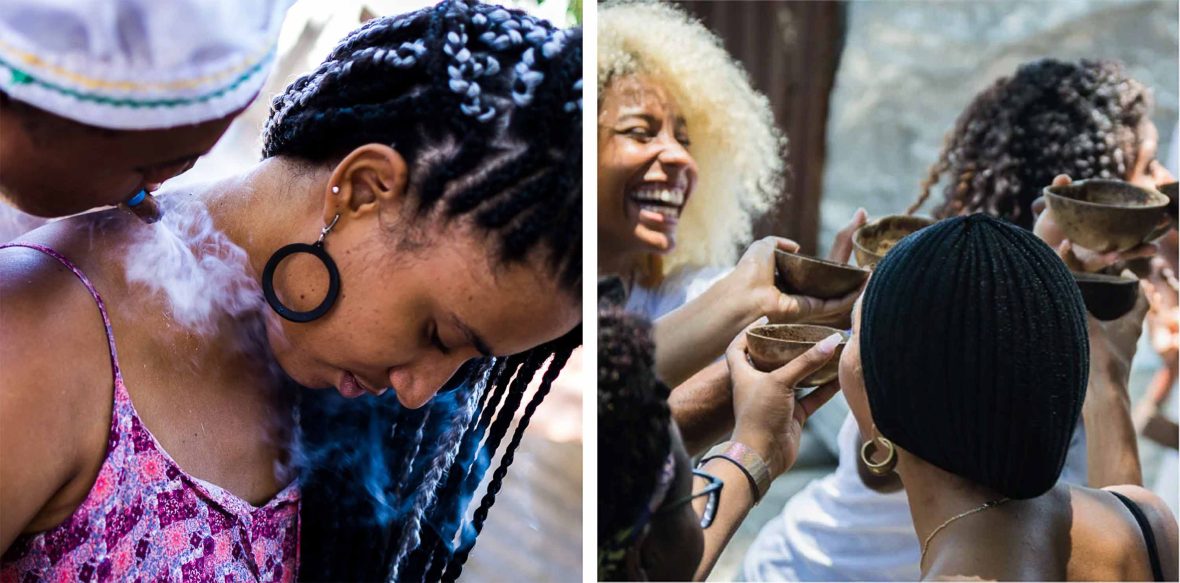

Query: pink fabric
[[0, 243, 300, 582]]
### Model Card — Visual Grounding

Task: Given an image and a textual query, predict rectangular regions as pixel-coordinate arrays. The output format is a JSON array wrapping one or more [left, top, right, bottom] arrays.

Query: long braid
[[413, 356, 518, 576], [441, 331, 580, 581], [388, 372, 485, 581], [281, 3, 581, 579]]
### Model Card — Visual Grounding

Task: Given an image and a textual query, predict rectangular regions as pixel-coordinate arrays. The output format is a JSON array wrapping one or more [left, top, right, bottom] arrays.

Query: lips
[[337, 371, 387, 399], [628, 185, 689, 221]]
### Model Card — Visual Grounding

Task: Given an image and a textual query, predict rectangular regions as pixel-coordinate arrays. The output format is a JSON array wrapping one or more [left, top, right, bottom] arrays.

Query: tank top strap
[[1111, 490, 1166, 582], [0, 242, 124, 384]]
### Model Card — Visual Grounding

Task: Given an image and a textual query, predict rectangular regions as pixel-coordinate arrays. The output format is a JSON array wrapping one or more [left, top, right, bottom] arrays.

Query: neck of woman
[[193, 157, 330, 280], [895, 450, 1010, 574], [597, 242, 643, 281]]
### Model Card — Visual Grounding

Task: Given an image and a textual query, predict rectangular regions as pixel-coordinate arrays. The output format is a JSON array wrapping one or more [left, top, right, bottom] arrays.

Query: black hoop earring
[[262, 214, 341, 323]]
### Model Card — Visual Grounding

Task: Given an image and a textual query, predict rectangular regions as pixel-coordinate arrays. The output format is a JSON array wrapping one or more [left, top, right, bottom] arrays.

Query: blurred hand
[[726, 329, 843, 478], [1144, 260, 1179, 374], [828, 207, 868, 264], [1033, 174, 1158, 273], [733, 215, 866, 328]]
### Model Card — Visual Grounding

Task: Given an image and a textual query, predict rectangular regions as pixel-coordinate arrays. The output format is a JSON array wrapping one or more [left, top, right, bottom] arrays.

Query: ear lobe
[[323, 144, 409, 225]]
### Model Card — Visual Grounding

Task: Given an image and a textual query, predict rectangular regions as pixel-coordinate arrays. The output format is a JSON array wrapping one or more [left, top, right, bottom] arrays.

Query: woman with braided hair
[[0, 1, 581, 581]]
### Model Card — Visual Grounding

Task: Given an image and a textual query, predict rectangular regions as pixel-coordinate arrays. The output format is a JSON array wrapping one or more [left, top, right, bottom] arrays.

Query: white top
[[742, 412, 1089, 581], [625, 264, 731, 321], [0, 0, 292, 130]]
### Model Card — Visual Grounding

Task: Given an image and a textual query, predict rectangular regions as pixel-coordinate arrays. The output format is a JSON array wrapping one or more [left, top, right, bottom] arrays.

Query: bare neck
[[895, 450, 1015, 576], [188, 157, 329, 279]]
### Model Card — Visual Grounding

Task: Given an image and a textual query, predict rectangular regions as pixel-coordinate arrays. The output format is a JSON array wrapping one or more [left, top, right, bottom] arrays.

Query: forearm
[[654, 279, 758, 388], [1083, 373, 1143, 487], [692, 457, 756, 582], [670, 360, 734, 457]]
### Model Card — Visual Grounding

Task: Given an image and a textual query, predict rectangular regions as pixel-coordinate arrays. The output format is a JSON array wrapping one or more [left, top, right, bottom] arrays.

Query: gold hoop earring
[[860, 435, 897, 476]]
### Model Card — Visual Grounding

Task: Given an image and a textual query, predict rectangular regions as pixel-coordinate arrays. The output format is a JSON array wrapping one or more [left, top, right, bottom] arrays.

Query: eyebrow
[[616, 112, 659, 124], [450, 312, 494, 357]]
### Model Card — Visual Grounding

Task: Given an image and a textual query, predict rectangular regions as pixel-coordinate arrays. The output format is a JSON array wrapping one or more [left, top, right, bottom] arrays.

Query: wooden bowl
[[1043, 180, 1170, 253], [746, 324, 847, 386], [775, 250, 869, 299], [1074, 271, 1139, 321], [852, 215, 936, 268]]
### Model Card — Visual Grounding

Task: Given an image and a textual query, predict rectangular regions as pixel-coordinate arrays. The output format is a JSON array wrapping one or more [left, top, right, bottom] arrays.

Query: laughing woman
[[0, 2, 581, 581], [598, 1, 862, 389]]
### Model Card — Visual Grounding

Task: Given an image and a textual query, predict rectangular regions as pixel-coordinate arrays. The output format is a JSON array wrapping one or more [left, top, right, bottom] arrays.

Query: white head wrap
[[0, 0, 292, 130]]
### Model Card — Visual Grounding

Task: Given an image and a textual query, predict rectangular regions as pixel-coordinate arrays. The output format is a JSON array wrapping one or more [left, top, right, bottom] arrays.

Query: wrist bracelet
[[699, 441, 771, 504]]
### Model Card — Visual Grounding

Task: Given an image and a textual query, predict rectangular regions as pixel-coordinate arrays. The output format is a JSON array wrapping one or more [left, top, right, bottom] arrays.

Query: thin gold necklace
[[920, 497, 1010, 567]]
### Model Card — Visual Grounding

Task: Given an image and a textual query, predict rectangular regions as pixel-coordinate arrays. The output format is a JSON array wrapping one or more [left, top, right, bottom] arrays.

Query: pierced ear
[[323, 144, 409, 225]]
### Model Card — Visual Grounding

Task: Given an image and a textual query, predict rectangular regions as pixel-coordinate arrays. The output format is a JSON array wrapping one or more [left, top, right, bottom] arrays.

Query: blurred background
[[666, 1, 1178, 579]]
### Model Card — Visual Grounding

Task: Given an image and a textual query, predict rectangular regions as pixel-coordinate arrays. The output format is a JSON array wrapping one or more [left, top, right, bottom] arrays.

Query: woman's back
[[926, 483, 1178, 581]]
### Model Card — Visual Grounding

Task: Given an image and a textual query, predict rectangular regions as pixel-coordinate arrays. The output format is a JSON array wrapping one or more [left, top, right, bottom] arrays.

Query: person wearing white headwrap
[[0, 0, 292, 217]]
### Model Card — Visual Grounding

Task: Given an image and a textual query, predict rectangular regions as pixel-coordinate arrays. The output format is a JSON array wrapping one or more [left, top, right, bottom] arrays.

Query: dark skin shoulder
[[1092, 485, 1180, 581], [925, 484, 1178, 581], [0, 210, 293, 555]]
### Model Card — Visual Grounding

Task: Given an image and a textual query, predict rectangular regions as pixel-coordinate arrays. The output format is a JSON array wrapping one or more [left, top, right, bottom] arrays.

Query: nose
[[391, 354, 469, 409], [646, 135, 695, 187]]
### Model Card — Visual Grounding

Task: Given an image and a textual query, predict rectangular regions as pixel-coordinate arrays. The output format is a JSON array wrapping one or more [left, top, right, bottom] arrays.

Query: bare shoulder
[[1066, 485, 1177, 581], [0, 217, 124, 547], [1104, 484, 1179, 581]]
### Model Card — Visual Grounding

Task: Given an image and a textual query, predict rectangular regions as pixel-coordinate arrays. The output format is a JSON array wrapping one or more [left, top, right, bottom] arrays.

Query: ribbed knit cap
[[859, 213, 1089, 499]]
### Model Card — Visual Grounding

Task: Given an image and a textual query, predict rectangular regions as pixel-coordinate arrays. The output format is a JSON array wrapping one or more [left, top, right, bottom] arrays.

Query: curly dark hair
[[268, 2, 584, 581], [597, 287, 672, 581], [909, 58, 1152, 229]]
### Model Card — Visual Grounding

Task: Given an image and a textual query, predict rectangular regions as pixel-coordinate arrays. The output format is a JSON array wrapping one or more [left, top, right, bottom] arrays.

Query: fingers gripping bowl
[[1043, 179, 1171, 253], [774, 250, 869, 299], [746, 324, 848, 386]]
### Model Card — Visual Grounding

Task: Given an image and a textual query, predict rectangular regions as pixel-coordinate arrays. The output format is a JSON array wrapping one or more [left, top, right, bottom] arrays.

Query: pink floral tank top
[[0, 243, 300, 582]]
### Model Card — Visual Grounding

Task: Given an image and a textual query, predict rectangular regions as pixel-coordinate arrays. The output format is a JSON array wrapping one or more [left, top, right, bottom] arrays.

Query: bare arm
[[692, 331, 844, 581], [655, 211, 866, 388], [1083, 295, 1147, 487], [669, 360, 733, 457], [0, 248, 110, 553]]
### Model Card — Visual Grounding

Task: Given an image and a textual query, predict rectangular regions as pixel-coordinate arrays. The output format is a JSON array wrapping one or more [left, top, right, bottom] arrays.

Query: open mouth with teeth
[[629, 185, 689, 221]]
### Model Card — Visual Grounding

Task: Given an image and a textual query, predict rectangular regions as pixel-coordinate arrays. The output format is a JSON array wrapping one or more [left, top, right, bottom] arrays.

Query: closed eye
[[430, 322, 451, 354]]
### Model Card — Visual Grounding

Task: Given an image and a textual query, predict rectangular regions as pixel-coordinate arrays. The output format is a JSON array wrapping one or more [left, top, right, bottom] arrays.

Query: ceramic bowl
[[1043, 179, 1170, 253], [1074, 271, 1139, 321], [775, 250, 869, 299], [746, 324, 847, 386], [852, 215, 935, 268]]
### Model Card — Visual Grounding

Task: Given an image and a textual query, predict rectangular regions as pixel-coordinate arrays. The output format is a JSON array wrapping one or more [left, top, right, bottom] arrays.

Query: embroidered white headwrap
[[0, 0, 292, 130]]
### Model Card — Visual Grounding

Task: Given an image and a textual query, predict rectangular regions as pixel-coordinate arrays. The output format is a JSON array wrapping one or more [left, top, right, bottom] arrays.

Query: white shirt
[[625, 265, 731, 321]]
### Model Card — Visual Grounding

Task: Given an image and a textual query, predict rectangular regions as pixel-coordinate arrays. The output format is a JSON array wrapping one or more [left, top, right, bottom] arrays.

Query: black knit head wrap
[[859, 214, 1089, 499]]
